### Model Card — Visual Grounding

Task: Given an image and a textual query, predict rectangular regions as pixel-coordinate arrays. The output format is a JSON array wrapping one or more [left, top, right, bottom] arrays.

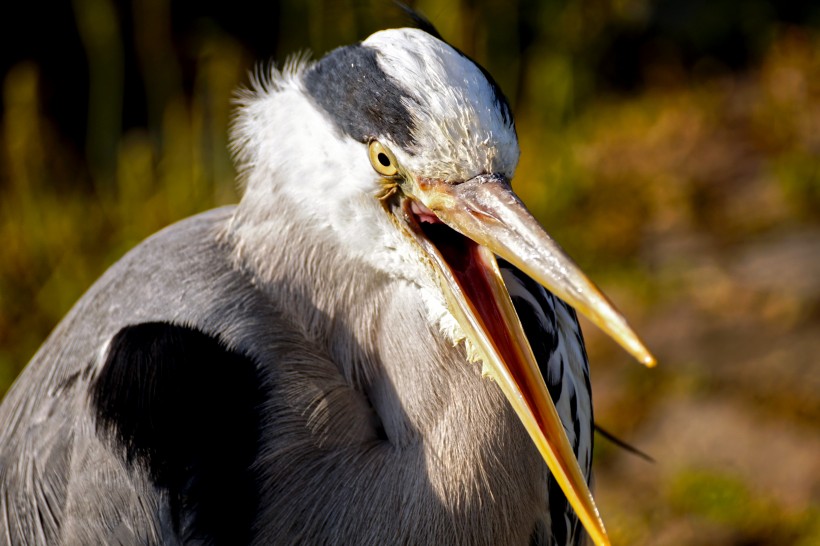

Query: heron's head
[[232, 27, 653, 546]]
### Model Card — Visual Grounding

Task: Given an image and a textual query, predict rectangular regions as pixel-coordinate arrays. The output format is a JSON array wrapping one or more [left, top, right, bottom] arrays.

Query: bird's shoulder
[[1, 206, 243, 399], [89, 320, 265, 544], [0, 205, 379, 544]]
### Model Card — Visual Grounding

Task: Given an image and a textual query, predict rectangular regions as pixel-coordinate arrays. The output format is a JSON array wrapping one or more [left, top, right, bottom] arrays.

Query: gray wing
[[0, 206, 384, 546], [500, 260, 593, 546], [0, 207, 277, 545]]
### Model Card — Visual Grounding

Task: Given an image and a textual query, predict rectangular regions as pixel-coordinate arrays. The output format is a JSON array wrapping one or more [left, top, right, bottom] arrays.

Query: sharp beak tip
[[625, 332, 657, 368]]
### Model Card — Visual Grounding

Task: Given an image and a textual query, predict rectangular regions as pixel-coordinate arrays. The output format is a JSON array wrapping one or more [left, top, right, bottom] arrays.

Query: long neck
[[373, 279, 550, 528], [223, 199, 548, 544]]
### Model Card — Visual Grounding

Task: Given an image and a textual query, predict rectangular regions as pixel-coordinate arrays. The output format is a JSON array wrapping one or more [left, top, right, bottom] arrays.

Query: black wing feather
[[90, 322, 265, 545], [499, 260, 592, 546]]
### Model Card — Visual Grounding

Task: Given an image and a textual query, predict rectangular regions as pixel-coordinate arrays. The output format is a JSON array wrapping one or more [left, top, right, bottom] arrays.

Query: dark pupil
[[377, 153, 391, 167]]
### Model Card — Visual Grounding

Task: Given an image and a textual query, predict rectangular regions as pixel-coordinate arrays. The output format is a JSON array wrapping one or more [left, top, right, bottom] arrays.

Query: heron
[[0, 25, 654, 545]]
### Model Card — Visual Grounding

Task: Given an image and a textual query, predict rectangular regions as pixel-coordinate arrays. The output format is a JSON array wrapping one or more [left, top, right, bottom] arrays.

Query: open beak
[[394, 174, 655, 546]]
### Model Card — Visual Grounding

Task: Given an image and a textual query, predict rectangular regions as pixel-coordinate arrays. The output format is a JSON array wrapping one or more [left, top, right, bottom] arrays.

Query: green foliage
[[0, 8, 244, 386], [667, 468, 820, 544], [668, 469, 765, 527]]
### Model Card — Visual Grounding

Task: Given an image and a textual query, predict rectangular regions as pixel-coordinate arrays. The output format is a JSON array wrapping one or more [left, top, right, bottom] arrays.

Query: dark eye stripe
[[304, 45, 417, 150]]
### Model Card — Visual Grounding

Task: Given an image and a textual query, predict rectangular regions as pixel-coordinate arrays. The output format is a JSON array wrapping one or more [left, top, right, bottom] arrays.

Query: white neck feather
[[226, 60, 455, 344]]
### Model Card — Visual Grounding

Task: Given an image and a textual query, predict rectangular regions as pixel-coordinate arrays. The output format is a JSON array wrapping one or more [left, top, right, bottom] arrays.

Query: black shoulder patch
[[499, 259, 562, 401], [303, 44, 417, 149], [90, 322, 264, 545], [501, 261, 588, 545]]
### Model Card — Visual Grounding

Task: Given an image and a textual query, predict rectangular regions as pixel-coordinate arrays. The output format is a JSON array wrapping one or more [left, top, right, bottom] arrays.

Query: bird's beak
[[397, 174, 655, 546]]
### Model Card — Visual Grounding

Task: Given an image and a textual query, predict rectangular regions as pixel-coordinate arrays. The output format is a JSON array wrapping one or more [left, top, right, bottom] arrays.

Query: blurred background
[[1, 0, 818, 543]]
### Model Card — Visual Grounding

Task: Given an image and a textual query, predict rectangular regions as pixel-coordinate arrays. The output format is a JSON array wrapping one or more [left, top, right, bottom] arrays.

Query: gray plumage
[[0, 26, 597, 545]]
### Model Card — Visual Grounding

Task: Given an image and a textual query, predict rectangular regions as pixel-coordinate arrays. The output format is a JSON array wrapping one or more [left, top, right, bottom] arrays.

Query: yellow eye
[[368, 141, 399, 177]]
